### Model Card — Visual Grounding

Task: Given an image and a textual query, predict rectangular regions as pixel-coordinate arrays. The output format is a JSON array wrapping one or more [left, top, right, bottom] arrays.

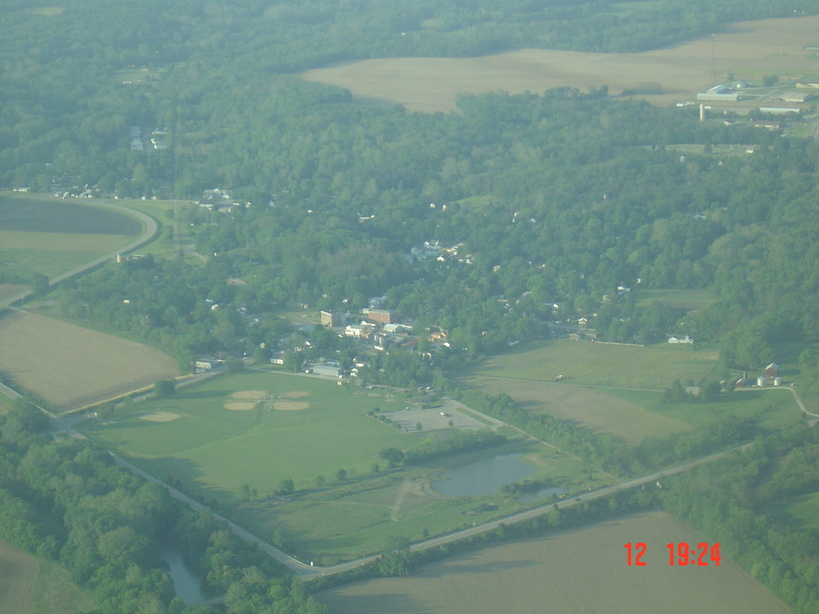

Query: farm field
[[0, 540, 37, 614], [471, 339, 718, 389], [0, 311, 178, 411], [79, 371, 594, 562], [316, 510, 792, 614], [301, 15, 819, 112], [0, 541, 97, 614], [0, 195, 141, 280], [461, 340, 802, 443]]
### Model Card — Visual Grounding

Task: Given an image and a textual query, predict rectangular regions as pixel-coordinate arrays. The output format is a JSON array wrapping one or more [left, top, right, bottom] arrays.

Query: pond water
[[160, 547, 205, 606], [430, 453, 536, 497]]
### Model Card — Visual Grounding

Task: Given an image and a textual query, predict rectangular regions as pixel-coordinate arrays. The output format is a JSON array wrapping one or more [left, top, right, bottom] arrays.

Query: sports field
[[302, 15, 819, 112], [462, 340, 801, 443], [316, 511, 792, 614], [0, 195, 141, 280], [80, 371, 593, 561], [0, 311, 178, 411], [0, 541, 97, 614]]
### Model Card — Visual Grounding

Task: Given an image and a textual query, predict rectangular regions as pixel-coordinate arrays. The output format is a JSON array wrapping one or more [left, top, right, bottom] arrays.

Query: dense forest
[[2, 0, 819, 372]]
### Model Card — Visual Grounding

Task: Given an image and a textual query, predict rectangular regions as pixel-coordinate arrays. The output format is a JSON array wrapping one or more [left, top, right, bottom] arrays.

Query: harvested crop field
[[272, 400, 310, 410], [0, 311, 178, 411], [463, 376, 688, 444], [302, 15, 819, 112], [0, 540, 38, 614], [317, 511, 791, 614], [140, 411, 180, 422]]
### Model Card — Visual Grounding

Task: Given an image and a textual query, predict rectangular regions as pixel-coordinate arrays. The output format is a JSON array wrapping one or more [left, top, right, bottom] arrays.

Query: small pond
[[430, 452, 536, 497], [160, 547, 206, 606]]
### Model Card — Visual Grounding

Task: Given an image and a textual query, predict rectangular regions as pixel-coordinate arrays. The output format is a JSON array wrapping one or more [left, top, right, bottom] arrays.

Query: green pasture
[[0, 195, 144, 280], [472, 339, 719, 390], [111, 198, 179, 256], [0, 230, 131, 279], [635, 288, 716, 312], [79, 371, 595, 561], [463, 340, 801, 444], [234, 440, 591, 563]]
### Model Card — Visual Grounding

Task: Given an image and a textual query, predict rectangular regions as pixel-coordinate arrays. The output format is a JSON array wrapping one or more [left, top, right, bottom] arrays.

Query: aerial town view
[[2, 1, 819, 613]]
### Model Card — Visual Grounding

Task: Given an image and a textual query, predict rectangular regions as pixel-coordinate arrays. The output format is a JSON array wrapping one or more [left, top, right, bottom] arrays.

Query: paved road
[[0, 200, 158, 311]]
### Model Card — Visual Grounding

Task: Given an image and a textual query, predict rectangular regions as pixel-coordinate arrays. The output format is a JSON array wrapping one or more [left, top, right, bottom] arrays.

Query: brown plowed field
[[302, 16, 819, 112], [0, 311, 178, 411]]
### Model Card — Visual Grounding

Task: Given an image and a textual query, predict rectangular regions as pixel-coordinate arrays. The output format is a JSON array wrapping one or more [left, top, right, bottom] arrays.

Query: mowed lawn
[[301, 15, 819, 112], [0, 311, 178, 411], [471, 339, 718, 389], [0, 541, 97, 614], [82, 372, 421, 498], [316, 511, 792, 614]]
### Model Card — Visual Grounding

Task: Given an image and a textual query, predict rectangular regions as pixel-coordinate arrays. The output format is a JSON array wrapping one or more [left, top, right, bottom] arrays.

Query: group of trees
[[662, 425, 819, 613], [0, 401, 326, 614]]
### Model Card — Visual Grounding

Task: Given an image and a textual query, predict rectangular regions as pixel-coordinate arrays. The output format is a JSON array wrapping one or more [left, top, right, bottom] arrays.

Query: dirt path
[[391, 479, 413, 521]]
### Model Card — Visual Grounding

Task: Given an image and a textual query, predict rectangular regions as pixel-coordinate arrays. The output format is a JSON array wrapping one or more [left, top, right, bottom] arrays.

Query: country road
[[0, 200, 158, 311]]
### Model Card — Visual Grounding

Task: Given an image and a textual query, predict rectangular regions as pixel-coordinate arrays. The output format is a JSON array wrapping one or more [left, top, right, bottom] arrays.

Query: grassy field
[[110, 198, 178, 256], [0, 311, 178, 411], [635, 288, 716, 312], [461, 340, 802, 444], [301, 15, 819, 112], [0, 195, 141, 280], [471, 339, 718, 389], [316, 511, 792, 614], [80, 371, 595, 562], [0, 230, 135, 280], [0, 541, 97, 614]]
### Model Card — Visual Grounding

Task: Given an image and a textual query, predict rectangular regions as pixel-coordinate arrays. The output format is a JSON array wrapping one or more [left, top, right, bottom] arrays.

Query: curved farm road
[[0, 200, 158, 310]]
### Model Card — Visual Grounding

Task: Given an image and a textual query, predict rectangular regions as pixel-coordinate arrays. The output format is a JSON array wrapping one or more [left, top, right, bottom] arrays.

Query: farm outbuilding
[[312, 364, 342, 377], [765, 363, 779, 379]]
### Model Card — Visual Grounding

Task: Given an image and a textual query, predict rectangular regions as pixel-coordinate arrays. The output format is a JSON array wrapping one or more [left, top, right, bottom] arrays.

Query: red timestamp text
[[624, 542, 721, 566]]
